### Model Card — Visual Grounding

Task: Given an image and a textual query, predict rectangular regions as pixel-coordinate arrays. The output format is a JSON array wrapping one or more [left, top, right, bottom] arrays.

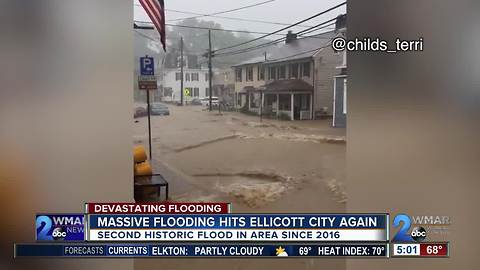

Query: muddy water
[[165, 137, 345, 213], [191, 173, 294, 208], [135, 107, 346, 270]]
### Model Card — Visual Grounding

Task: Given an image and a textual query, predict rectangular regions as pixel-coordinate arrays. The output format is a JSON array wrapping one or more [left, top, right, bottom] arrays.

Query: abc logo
[[410, 226, 426, 242], [51, 227, 67, 240]]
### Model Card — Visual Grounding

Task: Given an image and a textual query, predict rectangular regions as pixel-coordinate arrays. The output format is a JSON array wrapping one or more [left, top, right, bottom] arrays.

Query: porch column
[[310, 93, 313, 120], [290, 93, 294, 121], [276, 94, 280, 117], [260, 92, 264, 115], [248, 92, 251, 111]]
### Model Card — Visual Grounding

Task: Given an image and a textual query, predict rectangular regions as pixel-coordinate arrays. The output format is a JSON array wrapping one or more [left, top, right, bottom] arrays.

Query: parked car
[[190, 98, 202, 105], [149, 103, 170, 116], [134, 106, 147, 118], [200, 97, 219, 107]]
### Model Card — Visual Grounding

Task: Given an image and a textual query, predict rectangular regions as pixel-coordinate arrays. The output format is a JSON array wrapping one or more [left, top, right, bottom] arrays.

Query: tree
[[165, 18, 275, 69]]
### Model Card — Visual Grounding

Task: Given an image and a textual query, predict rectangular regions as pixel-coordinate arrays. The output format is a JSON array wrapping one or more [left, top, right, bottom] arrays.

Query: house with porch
[[332, 14, 347, 127], [232, 26, 342, 120]]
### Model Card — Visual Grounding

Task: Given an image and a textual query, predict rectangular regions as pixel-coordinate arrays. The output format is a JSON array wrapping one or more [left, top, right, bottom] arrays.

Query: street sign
[[138, 75, 157, 91], [138, 75, 156, 81], [138, 80, 157, 90], [140, 56, 154, 75]]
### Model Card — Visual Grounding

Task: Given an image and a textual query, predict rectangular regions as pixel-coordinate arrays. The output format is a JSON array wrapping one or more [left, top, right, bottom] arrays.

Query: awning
[[258, 79, 313, 93]]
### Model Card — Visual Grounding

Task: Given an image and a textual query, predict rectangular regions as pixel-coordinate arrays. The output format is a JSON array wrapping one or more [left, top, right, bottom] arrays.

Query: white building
[[162, 68, 210, 103]]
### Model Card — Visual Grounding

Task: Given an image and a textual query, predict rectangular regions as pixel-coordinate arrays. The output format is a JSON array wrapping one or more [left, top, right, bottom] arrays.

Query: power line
[[298, 22, 336, 36], [134, 28, 205, 55], [135, 3, 314, 27], [134, 29, 158, 42], [166, 0, 276, 22], [164, 9, 314, 28], [213, 18, 337, 57], [264, 42, 332, 63], [213, 2, 346, 53], [134, 20, 286, 36]]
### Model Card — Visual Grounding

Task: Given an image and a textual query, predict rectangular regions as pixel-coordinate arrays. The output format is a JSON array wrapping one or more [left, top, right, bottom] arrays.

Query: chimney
[[285, 30, 297, 44], [335, 14, 347, 32]]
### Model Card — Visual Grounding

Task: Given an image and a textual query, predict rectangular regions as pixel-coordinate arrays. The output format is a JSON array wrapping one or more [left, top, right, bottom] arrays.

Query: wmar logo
[[36, 215, 54, 240], [36, 214, 85, 241], [392, 214, 426, 242]]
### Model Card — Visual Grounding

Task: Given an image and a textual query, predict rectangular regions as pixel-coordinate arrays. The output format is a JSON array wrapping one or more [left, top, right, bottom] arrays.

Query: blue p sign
[[140, 56, 154, 75]]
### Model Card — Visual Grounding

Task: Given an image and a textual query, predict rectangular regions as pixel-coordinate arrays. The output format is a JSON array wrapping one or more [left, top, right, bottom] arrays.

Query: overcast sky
[[134, 0, 346, 35]]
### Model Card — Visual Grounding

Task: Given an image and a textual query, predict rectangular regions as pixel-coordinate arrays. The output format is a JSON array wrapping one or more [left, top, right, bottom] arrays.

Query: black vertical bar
[[180, 37, 184, 106], [146, 89, 152, 160], [260, 92, 263, 122], [208, 30, 213, 111]]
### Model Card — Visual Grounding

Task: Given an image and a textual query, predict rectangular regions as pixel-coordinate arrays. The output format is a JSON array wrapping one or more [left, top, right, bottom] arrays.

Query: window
[[185, 73, 190, 81], [206, 87, 210, 96], [301, 62, 310, 77], [205, 73, 209, 81], [246, 66, 254, 81], [288, 63, 299, 78], [257, 65, 265, 80], [175, 72, 182, 81], [343, 79, 347, 114], [192, 73, 199, 81], [278, 65, 286, 79], [235, 68, 242, 82], [268, 66, 277, 80], [193, 87, 199, 97]]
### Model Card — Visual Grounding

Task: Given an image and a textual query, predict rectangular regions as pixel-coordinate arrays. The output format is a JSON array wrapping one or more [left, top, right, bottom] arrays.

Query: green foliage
[[166, 18, 274, 69]]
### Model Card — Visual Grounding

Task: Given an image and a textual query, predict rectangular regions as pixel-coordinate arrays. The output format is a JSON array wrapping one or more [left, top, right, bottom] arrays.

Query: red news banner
[[86, 202, 231, 214]]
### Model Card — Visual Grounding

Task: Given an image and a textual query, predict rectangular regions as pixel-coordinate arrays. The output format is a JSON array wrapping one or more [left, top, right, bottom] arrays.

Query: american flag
[[139, 0, 166, 51]]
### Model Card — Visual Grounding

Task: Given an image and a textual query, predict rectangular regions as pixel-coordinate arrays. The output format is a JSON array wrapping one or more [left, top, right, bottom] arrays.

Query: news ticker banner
[[25, 203, 451, 259], [15, 243, 450, 258], [15, 243, 389, 258], [86, 214, 388, 242]]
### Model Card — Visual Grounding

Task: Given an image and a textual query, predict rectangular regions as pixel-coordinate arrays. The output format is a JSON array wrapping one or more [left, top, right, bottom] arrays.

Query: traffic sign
[[138, 74, 157, 90], [138, 80, 157, 90], [184, 88, 191, 97], [140, 56, 154, 75], [138, 75, 156, 81]]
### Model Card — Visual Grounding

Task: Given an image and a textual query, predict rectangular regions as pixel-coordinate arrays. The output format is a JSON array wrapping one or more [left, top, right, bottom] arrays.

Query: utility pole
[[260, 52, 267, 122], [180, 37, 184, 106], [146, 85, 152, 159], [208, 30, 213, 112]]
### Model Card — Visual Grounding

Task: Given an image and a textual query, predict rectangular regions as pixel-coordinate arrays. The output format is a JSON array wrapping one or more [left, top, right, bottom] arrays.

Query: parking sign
[[140, 56, 154, 75]]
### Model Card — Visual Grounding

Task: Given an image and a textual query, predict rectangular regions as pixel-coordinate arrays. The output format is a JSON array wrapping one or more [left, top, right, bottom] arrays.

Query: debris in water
[[192, 171, 297, 208], [326, 179, 347, 203]]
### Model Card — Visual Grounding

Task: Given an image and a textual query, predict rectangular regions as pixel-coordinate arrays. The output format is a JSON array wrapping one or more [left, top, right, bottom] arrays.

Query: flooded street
[[133, 105, 346, 213], [134, 104, 346, 270]]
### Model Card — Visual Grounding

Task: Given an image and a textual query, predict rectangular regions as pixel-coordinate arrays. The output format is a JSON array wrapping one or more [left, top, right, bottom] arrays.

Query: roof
[[232, 31, 335, 67], [243, 86, 256, 92], [259, 79, 313, 92]]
